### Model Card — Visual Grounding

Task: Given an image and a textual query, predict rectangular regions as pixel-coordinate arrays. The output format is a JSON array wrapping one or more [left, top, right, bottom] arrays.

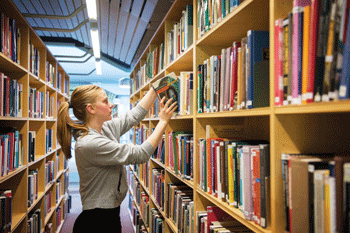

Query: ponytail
[[57, 102, 89, 159]]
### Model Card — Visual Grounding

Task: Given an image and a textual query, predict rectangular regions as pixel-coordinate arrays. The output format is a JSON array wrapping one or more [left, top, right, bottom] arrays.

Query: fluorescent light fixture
[[96, 59, 102, 75], [86, 0, 97, 20], [90, 29, 100, 58]]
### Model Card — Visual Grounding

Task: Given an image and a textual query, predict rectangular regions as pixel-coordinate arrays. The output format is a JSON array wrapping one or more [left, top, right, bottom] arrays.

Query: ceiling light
[[90, 29, 100, 58], [96, 59, 102, 75], [86, 0, 97, 20]]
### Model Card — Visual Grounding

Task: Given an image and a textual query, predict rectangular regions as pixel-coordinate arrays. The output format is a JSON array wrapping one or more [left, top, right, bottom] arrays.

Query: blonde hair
[[57, 85, 103, 159]]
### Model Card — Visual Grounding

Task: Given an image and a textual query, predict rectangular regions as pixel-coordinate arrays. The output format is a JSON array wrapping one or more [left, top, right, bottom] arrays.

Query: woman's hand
[[158, 97, 177, 123]]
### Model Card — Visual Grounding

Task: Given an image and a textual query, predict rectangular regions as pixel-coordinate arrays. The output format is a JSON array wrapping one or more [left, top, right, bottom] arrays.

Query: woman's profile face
[[94, 90, 114, 122]]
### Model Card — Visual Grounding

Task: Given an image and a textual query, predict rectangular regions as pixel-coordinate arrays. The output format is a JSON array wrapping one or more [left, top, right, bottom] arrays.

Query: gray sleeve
[[114, 104, 148, 136], [77, 135, 155, 166]]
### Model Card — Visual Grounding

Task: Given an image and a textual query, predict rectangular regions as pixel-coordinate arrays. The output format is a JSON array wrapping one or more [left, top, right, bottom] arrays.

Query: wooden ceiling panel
[[49, 0, 70, 30], [140, 0, 157, 22], [118, 14, 138, 62], [125, 19, 147, 64], [113, 0, 132, 59], [107, 0, 120, 56], [100, 0, 109, 54]]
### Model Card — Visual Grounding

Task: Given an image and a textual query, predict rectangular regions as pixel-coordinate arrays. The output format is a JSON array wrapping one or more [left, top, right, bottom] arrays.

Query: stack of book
[[281, 154, 350, 233], [198, 139, 270, 228], [152, 169, 165, 211], [197, 30, 269, 112], [27, 209, 41, 233], [167, 131, 194, 180], [0, 127, 23, 176], [29, 88, 44, 118], [29, 42, 40, 77], [167, 183, 193, 232], [274, 0, 350, 105], [28, 169, 38, 207], [0, 11, 21, 63], [150, 209, 165, 233], [0, 73, 23, 117], [46, 62, 56, 87], [166, 4, 193, 64], [197, 0, 244, 39], [146, 43, 165, 79]]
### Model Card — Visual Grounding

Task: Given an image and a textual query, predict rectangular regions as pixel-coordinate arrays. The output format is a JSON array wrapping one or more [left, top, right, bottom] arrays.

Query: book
[[206, 206, 235, 233], [151, 72, 179, 111], [339, 8, 350, 99], [246, 30, 269, 109]]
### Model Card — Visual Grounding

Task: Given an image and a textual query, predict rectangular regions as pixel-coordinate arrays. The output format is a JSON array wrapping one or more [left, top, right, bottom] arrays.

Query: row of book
[[135, 125, 149, 146], [167, 183, 194, 233], [146, 43, 165, 80], [28, 169, 38, 207], [0, 73, 23, 117], [197, 30, 269, 113], [131, 207, 148, 233], [152, 169, 165, 211], [45, 161, 55, 187], [153, 135, 165, 164], [196, 206, 253, 233], [56, 206, 62, 230], [46, 62, 56, 88], [44, 191, 52, 217], [167, 131, 194, 180], [29, 88, 44, 118], [0, 190, 12, 233], [150, 208, 165, 233], [0, 11, 20, 63], [281, 154, 350, 233], [178, 72, 194, 115], [274, 0, 350, 106], [0, 127, 23, 177], [133, 182, 150, 227], [167, 4, 193, 64], [29, 42, 40, 77], [45, 129, 53, 154], [198, 139, 270, 228], [27, 209, 41, 233], [46, 93, 54, 119], [197, 0, 244, 39], [55, 180, 62, 204]]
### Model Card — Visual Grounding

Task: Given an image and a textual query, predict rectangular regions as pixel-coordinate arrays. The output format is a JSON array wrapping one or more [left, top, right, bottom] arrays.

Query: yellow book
[[302, 5, 311, 104], [324, 170, 330, 233], [227, 144, 234, 205]]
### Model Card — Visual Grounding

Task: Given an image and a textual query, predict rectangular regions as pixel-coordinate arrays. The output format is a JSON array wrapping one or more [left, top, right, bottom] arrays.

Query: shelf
[[165, 217, 178, 233], [11, 212, 27, 233], [196, 0, 269, 47], [0, 53, 27, 75], [0, 116, 28, 121], [166, 45, 194, 72], [151, 158, 194, 188], [197, 188, 271, 233], [196, 107, 271, 118], [274, 100, 350, 115], [0, 166, 26, 183]]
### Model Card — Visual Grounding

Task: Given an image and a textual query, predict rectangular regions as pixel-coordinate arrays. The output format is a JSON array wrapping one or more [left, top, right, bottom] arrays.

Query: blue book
[[247, 30, 270, 109], [339, 9, 350, 99]]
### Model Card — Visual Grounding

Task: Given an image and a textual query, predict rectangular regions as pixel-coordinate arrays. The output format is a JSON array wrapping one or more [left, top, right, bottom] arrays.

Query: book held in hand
[[151, 72, 179, 112]]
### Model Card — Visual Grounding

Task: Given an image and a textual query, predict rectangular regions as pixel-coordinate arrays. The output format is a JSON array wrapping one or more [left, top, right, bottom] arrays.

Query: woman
[[57, 84, 177, 232]]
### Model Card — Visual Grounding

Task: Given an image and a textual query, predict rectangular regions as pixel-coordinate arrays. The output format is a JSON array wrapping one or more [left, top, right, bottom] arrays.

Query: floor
[[60, 185, 134, 233]]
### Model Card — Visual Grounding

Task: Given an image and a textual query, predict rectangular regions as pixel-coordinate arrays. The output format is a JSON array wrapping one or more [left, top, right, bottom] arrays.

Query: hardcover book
[[151, 72, 179, 112]]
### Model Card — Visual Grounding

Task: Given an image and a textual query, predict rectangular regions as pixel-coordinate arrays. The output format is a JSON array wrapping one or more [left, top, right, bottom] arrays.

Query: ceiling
[[12, 0, 173, 73]]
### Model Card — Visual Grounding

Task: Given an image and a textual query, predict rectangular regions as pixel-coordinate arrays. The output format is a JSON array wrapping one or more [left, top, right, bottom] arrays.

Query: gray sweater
[[74, 104, 155, 210]]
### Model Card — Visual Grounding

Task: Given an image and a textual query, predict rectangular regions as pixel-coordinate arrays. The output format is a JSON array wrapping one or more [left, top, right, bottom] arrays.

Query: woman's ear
[[86, 104, 95, 115]]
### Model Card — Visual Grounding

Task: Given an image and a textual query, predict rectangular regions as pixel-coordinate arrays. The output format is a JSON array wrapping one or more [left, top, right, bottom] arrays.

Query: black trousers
[[73, 206, 122, 233]]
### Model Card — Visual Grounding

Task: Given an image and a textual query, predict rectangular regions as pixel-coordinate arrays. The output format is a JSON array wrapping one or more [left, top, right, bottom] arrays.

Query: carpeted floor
[[60, 191, 134, 233]]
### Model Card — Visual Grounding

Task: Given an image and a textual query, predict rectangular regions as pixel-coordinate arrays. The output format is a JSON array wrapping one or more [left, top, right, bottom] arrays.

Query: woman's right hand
[[158, 97, 177, 123]]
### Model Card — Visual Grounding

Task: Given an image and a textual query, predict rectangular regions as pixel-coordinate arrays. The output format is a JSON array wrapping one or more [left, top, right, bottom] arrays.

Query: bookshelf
[[129, 0, 350, 232], [0, 0, 71, 232]]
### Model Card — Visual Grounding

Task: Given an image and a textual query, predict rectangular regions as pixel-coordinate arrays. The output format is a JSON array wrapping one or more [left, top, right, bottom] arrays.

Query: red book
[[252, 147, 261, 225], [275, 19, 284, 106], [207, 206, 236, 233], [230, 42, 241, 109], [306, 0, 321, 103]]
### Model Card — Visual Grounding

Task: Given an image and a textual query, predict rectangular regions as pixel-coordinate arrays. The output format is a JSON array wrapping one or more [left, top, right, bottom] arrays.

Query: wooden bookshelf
[[129, 0, 350, 232], [0, 0, 71, 232]]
